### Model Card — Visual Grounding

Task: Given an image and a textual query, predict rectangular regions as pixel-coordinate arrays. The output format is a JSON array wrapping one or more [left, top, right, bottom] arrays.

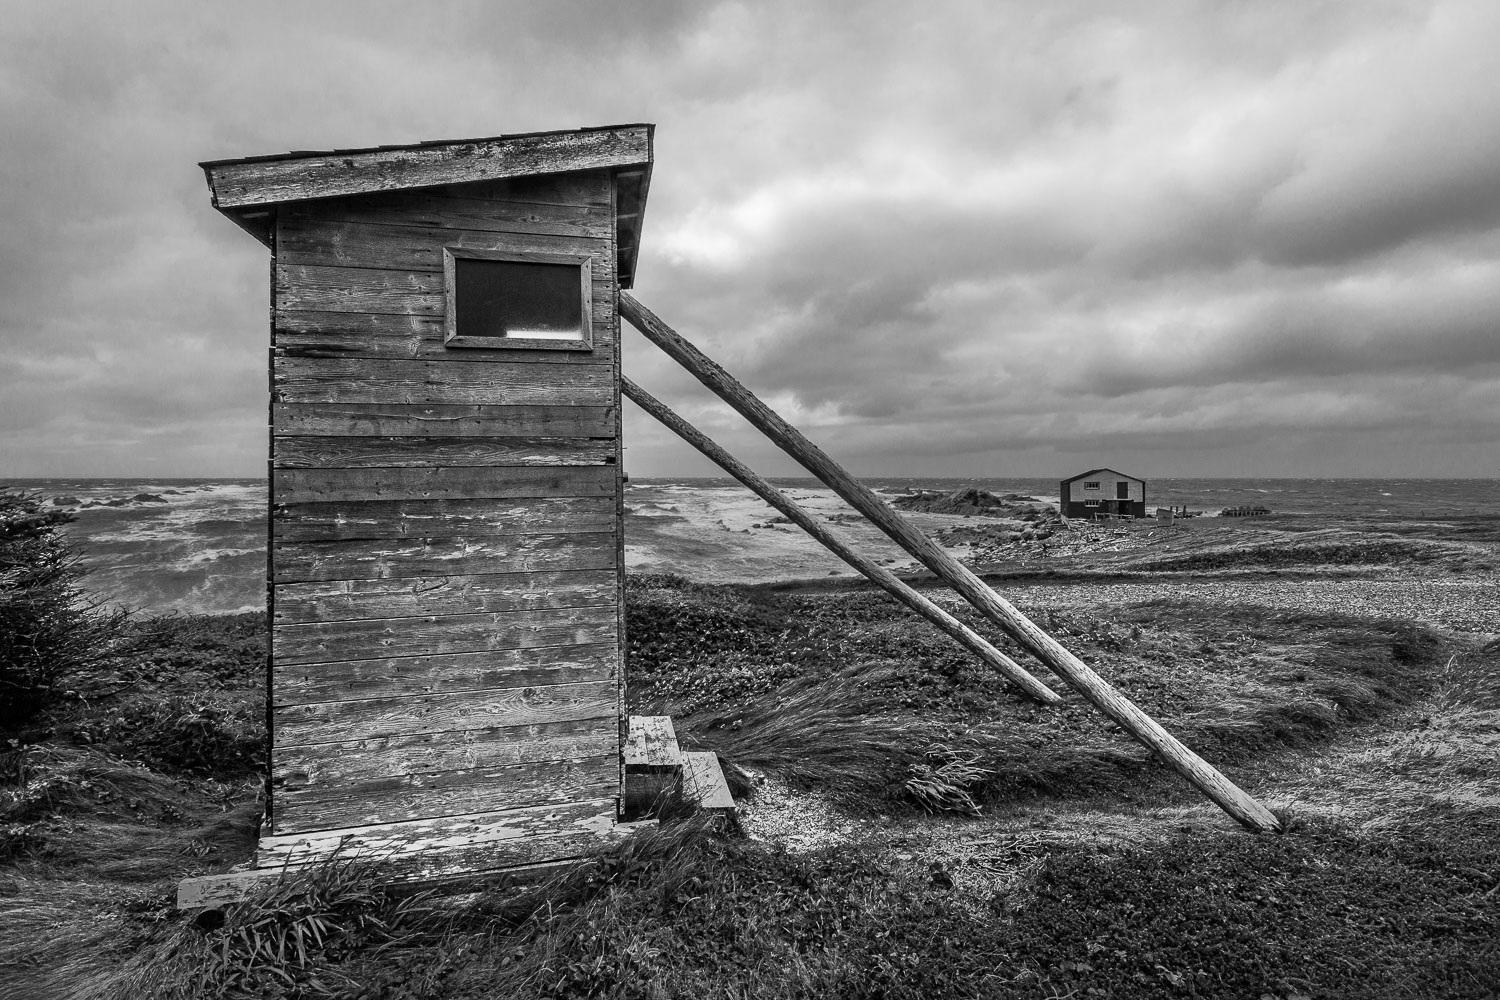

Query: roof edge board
[[204, 124, 654, 211]]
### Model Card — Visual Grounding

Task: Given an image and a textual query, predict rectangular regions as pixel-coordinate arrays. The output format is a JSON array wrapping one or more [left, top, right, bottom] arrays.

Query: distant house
[[1059, 468, 1146, 519]]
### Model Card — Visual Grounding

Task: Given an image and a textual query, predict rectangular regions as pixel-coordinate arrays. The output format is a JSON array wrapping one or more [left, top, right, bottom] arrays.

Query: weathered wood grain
[[273, 401, 615, 436], [272, 435, 614, 470], [274, 680, 618, 744], [273, 313, 615, 365], [273, 604, 618, 663], [273, 259, 613, 316], [274, 642, 617, 703], [254, 797, 623, 877], [281, 191, 613, 239], [621, 291, 1282, 834], [274, 465, 616, 503], [275, 263, 446, 315], [273, 753, 619, 834], [273, 568, 616, 622], [277, 218, 611, 276], [681, 751, 736, 812], [273, 717, 617, 786], [425, 172, 614, 208], [179, 850, 615, 909], [204, 125, 649, 208], [272, 357, 615, 406], [624, 715, 681, 773], [273, 531, 617, 583], [273, 497, 618, 542]]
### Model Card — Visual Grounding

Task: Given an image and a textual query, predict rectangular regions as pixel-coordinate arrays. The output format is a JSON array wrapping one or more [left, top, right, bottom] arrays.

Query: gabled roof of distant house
[[199, 123, 654, 286], [1061, 468, 1144, 484]]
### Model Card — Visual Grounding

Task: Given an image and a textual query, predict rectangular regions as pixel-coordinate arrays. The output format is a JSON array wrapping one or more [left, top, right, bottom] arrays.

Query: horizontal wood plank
[[273, 605, 618, 664], [273, 263, 614, 318], [273, 568, 617, 622], [281, 190, 613, 239], [273, 531, 617, 583], [273, 402, 615, 437], [625, 715, 681, 773], [273, 753, 619, 834], [272, 356, 615, 406], [273, 497, 618, 542], [272, 435, 615, 470], [277, 218, 610, 275], [205, 125, 646, 208], [273, 717, 617, 786], [274, 465, 616, 504], [254, 798, 623, 876], [274, 680, 618, 745], [681, 751, 736, 811], [275, 263, 444, 315], [273, 313, 615, 365], [275, 642, 618, 703]]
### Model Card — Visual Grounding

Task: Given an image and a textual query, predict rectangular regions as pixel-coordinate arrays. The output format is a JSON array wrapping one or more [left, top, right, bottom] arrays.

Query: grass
[[1, 581, 1494, 998], [7, 810, 1497, 999], [630, 575, 1451, 813]]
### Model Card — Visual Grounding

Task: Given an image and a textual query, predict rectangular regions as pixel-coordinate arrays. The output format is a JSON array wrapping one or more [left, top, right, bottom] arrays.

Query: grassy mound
[[628, 575, 1449, 813]]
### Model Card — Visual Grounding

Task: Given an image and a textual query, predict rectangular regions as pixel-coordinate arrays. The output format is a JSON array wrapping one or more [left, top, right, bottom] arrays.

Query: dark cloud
[[1, 0, 1497, 477]]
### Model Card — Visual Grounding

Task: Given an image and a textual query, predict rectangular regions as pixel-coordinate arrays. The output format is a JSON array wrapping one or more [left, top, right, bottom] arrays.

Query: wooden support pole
[[622, 375, 1061, 705], [620, 292, 1281, 834]]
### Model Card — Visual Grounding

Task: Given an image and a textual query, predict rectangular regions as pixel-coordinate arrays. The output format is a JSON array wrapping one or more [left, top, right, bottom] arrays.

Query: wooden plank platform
[[624, 715, 681, 773], [177, 816, 658, 909], [680, 751, 735, 812]]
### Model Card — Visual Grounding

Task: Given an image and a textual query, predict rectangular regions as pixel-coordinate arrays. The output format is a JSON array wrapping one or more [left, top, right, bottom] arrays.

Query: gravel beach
[[987, 577, 1500, 635]]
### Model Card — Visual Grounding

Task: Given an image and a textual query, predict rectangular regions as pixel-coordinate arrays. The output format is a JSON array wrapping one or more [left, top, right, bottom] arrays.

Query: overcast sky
[[2, 0, 1497, 479]]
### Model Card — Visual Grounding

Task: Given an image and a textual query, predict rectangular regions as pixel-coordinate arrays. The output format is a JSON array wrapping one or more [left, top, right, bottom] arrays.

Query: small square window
[[1084, 499, 1100, 507], [1083, 481, 1100, 490], [444, 248, 594, 351]]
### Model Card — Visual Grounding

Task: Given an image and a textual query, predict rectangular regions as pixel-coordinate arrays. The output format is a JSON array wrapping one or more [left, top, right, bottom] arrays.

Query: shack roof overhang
[[200, 123, 654, 287]]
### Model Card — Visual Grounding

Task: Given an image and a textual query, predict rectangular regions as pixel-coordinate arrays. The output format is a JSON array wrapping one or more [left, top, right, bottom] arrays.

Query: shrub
[[80, 692, 265, 778], [0, 491, 133, 729]]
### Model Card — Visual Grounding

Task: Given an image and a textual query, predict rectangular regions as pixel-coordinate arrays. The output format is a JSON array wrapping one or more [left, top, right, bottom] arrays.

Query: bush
[[0, 492, 133, 730], [79, 692, 265, 778]]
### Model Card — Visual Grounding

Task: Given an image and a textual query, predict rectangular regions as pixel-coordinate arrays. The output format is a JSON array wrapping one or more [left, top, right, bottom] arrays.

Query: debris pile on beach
[[890, 487, 1054, 519]]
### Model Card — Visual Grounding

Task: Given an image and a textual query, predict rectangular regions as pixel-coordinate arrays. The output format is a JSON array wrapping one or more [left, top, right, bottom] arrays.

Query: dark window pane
[[454, 258, 583, 340]]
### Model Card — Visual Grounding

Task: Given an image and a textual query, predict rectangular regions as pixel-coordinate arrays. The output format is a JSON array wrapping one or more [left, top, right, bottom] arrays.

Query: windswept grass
[[630, 577, 1451, 814], [0, 587, 1489, 998]]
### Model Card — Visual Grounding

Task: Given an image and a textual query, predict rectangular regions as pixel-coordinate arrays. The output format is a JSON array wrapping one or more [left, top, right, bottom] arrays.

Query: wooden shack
[[1059, 468, 1146, 519], [185, 125, 654, 901]]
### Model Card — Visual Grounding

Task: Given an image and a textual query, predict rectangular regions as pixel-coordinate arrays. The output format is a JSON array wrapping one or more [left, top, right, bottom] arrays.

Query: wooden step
[[624, 715, 681, 772], [680, 751, 735, 812]]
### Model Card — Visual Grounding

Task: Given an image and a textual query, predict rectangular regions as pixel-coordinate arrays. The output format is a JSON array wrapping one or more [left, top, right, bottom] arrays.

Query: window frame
[[442, 246, 595, 351], [1083, 481, 1101, 490]]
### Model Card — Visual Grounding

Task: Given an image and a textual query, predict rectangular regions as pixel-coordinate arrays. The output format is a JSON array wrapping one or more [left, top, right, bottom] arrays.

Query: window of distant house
[[443, 248, 593, 350], [1083, 481, 1100, 490], [1085, 500, 1100, 507]]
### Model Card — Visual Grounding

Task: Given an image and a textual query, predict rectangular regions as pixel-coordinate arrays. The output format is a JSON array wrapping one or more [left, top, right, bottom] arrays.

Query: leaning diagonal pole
[[622, 375, 1061, 705], [620, 292, 1280, 833]]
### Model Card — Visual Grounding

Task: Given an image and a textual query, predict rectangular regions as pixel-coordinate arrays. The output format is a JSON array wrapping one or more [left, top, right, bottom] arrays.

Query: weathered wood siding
[[268, 171, 624, 839]]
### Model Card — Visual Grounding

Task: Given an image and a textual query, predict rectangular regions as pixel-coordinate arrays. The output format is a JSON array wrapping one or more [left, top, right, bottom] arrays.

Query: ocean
[[2, 476, 1494, 616]]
